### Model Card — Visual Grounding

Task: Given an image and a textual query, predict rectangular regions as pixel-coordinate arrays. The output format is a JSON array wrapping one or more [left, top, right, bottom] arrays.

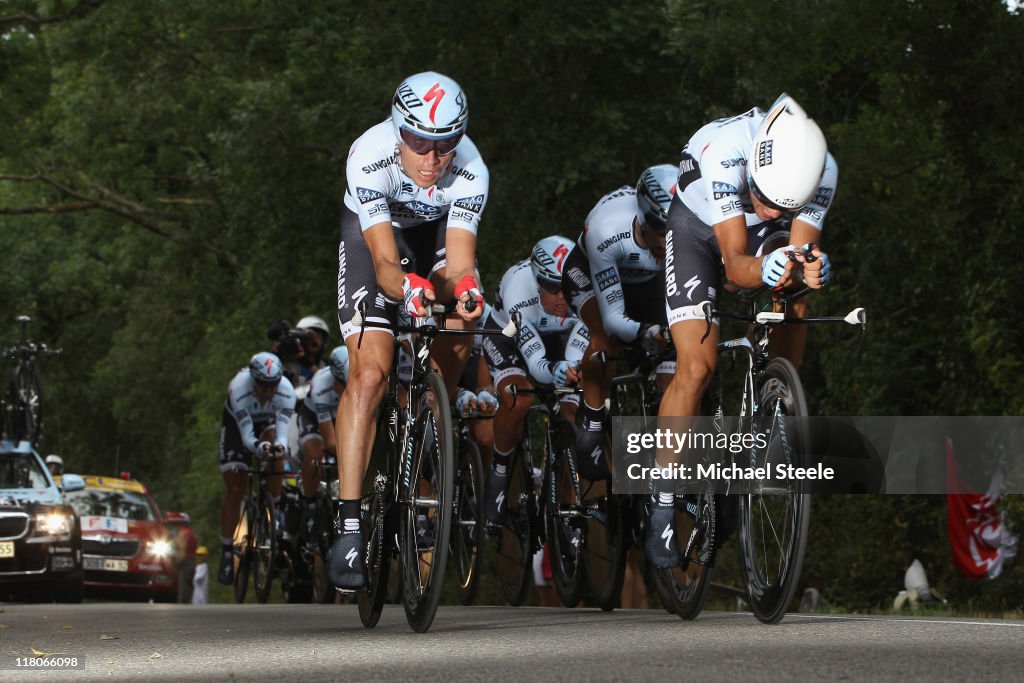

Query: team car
[[63, 473, 180, 601], [0, 439, 84, 602]]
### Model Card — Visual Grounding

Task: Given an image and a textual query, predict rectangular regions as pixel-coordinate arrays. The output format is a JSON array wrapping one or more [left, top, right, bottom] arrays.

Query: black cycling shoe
[[575, 428, 610, 481], [645, 503, 681, 569], [483, 466, 509, 525], [217, 549, 234, 585], [327, 531, 366, 591]]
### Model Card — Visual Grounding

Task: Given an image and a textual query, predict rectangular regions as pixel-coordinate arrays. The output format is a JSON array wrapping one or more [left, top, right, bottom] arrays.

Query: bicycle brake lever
[[844, 307, 866, 326], [698, 301, 714, 344], [501, 311, 521, 338]]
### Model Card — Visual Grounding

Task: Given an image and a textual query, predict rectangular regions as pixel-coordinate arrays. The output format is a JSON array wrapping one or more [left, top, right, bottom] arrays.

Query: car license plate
[[83, 557, 128, 571], [0, 541, 13, 558]]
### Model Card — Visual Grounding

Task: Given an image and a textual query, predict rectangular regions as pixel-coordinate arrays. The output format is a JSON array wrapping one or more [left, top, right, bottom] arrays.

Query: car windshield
[[0, 452, 49, 489], [65, 489, 157, 521]]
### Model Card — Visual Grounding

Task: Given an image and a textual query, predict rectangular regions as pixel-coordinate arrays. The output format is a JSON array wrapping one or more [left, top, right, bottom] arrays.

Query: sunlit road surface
[[1, 603, 1022, 681]]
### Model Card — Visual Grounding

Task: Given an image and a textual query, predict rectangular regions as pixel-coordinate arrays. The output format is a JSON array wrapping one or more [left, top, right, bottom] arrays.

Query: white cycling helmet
[[46, 454, 63, 467], [748, 94, 828, 211], [249, 352, 283, 386], [297, 315, 330, 342], [327, 346, 350, 384], [636, 164, 678, 235], [391, 71, 468, 142], [530, 235, 574, 286]]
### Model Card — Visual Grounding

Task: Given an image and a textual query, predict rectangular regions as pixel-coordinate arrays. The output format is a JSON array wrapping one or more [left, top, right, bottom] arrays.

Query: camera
[[266, 320, 310, 365]]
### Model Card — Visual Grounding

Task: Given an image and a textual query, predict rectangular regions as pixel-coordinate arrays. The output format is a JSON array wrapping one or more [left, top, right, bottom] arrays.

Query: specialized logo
[[684, 275, 701, 301], [661, 523, 674, 551], [641, 169, 672, 205], [454, 194, 485, 213], [395, 82, 423, 110], [345, 546, 358, 569], [553, 243, 570, 270], [496, 491, 505, 513], [713, 181, 738, 200], [424, 82, 446, 124], [356, 187, 385, 204], [595, 267, 620, 292], [756, 140, 774, 167]]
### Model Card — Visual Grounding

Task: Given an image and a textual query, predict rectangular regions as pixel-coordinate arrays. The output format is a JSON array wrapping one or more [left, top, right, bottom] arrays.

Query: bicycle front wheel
[[252, 490, 277, 603], [581, 478, 625, 611], [738, 357, 811, 624], [652, 494, 714, 620], [232, 499, 252, 604], [494, 437, 533, 607], [451, 437, 483, 606], [399, 371, 454, 633], [547, 420, 585, 608]]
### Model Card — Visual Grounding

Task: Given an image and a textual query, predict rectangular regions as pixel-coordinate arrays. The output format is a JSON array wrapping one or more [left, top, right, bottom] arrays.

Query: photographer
[[266, 315, 332, 386], [295, 315, 331, 383]]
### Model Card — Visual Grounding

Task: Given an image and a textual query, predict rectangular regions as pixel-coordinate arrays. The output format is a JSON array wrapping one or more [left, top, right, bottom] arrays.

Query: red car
[[63, 474, 180, 601]]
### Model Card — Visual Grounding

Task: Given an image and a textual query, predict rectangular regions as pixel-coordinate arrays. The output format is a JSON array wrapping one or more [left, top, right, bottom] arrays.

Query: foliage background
[[2, 0, 1021, 610]]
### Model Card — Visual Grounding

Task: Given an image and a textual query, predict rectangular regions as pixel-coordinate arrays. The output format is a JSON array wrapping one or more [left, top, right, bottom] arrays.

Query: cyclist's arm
[[587, 241, 641, 343], [518, 320, 556, 385], [788, 218, 821, 249], [443, 227, 478, 293], [475, 353, 493, 394], [363, 222, 408, 302], [227, 397, 260, 454], [319, 418, 337, 456], [563, 319, 590, 366], [715, 217, 782, 289], [273, 386, 296, 451]]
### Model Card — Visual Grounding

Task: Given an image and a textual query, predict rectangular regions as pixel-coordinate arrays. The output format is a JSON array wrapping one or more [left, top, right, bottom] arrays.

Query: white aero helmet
[[530, 235, 574, 286], [391, 71, 468, 142], [748, 94, 828, 211], [636, 164, 678, 235], [297, 315, 330, 342], [46, 454, 64, 467]]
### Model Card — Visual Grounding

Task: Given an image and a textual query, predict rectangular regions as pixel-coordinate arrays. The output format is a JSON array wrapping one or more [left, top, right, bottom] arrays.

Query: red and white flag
[[946, 438, 1019, 579]]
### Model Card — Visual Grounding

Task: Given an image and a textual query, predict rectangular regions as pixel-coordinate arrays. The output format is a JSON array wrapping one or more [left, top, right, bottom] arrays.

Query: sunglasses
[[536, 278, 563, 295], [748, 174, 802, 214], [255, 379, 280, 391], [399, 128, 462, 157]]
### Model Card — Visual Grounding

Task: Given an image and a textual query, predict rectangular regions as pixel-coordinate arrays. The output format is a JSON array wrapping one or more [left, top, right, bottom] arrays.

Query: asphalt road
[[1, 603, 1022, 682]]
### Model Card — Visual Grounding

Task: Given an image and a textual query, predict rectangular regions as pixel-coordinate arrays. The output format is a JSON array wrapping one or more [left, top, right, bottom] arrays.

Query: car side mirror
[[60, 473, 86, 493]]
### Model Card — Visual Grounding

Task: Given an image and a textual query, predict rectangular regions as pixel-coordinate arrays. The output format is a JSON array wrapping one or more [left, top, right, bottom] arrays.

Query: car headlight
[[147, 539, 174, 558], [35, 512, 74, 536]]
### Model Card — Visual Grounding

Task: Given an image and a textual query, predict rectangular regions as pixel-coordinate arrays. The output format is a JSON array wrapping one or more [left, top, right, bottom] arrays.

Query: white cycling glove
[[552, 360, 577, 388], [760, 246, 794, 288]]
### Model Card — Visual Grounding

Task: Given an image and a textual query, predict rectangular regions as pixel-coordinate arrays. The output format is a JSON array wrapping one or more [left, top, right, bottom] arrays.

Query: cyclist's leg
[[298, 408, 325, 541], [218, 406, 250, 583]]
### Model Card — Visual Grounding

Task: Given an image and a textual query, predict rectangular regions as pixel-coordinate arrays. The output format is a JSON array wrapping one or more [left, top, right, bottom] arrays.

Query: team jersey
[[676, 107, 839, 237], [580, 186, 664, 341], [225, 369, 296, 453], [342, 119, 490, 235], [302, 367, 343, 424], [491, 260, 588, 385]]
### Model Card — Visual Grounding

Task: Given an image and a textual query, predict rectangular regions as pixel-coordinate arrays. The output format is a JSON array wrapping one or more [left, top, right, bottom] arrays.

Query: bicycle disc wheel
[[581, 478, 625, 611], [252, 491, 277, 603], [452, 437, 483, 606], [399, 371, 454, 633], [738, 357, 811, 624], [547, 420, 585, 608], [232, 500, 251, 604], [652, 493, 715, 620], [494, 439, 533, 607]]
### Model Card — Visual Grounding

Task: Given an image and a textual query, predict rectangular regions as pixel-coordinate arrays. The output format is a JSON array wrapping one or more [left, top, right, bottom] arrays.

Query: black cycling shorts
[[218, 406, 273, 473], [664, 199, 789, 327], [337, 207, 448, 340], [296, 403, 324, 445]]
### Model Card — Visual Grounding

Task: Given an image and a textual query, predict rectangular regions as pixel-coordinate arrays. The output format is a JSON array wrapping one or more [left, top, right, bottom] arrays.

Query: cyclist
[[561, 164, 678, 481], [296, 346, 349, 542], [650, 93, 838, 568], [296, 315, 332, 383], [481, 236, 589, 524], [217, 351, 297, 584], [330, 71, 487, 590]]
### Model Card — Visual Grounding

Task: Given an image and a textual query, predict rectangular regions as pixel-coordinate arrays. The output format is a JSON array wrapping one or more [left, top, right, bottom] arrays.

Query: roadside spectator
[[192, 547, 209, 604], [166, 513, 198, 603]]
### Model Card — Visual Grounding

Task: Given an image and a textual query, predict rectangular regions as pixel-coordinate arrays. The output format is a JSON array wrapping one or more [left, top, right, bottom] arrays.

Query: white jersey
[[491, 260, 588, 385], [342, 120, 490, 234], [225, 369, 296, 453], [677, 107, 838, 237], [303, 367, 341, 424], [580, 186, 664, 342]]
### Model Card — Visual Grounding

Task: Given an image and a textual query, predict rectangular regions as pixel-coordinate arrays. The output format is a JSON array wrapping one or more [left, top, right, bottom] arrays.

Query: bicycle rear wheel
[[232, 500, 252, 604], [451, 437, 483, 606], [399, 371, 454, 632], [547, 420, 585, 608], [494, 436, 533, 607], [581, 477, 625, 611], [358, 403, 399, 627], [252, 490, 277, 603], [738, 357, 811, 624]]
